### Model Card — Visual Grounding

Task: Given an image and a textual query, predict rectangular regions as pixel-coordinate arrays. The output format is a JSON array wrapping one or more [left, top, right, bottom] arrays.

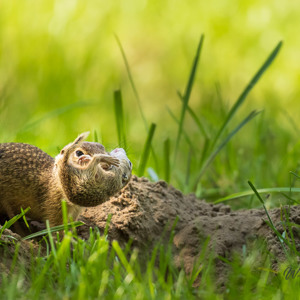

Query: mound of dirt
[[78, 176, 300, 284], [2, 175, 300, 286]]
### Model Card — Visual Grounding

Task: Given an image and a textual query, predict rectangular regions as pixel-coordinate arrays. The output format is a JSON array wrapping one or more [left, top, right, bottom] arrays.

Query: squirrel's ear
[[59, 132, 90, 156], [73, 132, 90, 145]]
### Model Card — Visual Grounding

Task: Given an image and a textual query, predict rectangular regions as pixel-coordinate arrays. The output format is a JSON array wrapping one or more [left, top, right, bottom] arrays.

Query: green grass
[[1, 219, 300, 299], [1, 228, 200, 299], [1, 2, 300, 297]]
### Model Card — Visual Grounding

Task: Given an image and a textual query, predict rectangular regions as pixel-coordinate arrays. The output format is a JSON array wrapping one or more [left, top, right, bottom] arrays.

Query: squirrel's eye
[[76, 150, 84, 157]]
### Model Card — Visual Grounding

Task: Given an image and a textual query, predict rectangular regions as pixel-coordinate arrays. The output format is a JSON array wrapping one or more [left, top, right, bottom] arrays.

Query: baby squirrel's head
[[54, 132, 132, 207]]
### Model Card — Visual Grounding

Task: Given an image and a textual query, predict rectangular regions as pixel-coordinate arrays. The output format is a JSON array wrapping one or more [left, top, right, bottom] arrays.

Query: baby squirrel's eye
[[75, 150, 84, 157]]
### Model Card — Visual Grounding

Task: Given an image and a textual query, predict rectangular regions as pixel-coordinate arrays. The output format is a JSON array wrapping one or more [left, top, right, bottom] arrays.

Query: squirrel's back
[[0, 143, 55, 220]]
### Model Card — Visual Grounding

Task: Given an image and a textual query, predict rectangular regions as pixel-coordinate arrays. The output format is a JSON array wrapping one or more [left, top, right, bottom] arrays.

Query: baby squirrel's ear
[[59, 132, 90, 156], [74, 132, 90, 145]]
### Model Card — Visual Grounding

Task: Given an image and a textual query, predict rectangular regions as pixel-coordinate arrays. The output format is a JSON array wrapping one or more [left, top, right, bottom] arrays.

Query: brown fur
[[0, 132, 132, 226]]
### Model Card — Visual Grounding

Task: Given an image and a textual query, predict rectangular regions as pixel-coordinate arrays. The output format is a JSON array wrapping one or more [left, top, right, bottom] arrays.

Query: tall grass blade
[[164, 138, 170, 182], [282, 207, 299, 255], [289, 171, 300, 180], [0, 208, 30, 239], [174, 35, 204, 163], [114, 89, 127, 148], [215, 82, 227, 118], [290, 171, 300, 194], [167, 106, 195, 151], [199, 137, 210, 169], [189, 237, 210, 285], [281, 193, 300, 205], [93, 130, 99, 143], [46, 220, 56, 257], [194, 109, 261, 188], [115, 35, 148, 131], [247, 181, 289, 255], [112, 240, 135, 275], [21, 208, 30, 229], [22, 221, 83, 240], [115, 35, 159, 171], [138, 123, 156, 176], [214, 187, 300, 204], [185, 147, 192, 186], [104, 214, 112, 236], [177, 90, 209, 139], [210, 41, 282, 150]]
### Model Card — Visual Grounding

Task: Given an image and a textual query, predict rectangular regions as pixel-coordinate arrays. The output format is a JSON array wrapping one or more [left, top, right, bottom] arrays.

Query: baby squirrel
[[0, 132, 132, 227]]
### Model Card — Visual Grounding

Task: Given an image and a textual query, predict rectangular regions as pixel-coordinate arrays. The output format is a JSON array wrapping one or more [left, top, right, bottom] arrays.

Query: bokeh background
[[0, 0, 299, 200]]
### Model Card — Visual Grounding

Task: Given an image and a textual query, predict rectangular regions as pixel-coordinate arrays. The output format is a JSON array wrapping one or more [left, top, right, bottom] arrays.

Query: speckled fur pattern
[[0, 133, 132, 226]]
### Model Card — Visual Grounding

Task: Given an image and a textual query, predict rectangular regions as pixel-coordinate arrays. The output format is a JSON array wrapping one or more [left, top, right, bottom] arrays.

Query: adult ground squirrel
[[0, 132, 132, 226]]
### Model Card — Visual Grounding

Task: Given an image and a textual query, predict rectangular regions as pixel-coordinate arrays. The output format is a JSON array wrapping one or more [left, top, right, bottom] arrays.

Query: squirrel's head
[[54, 132, 132, 207]]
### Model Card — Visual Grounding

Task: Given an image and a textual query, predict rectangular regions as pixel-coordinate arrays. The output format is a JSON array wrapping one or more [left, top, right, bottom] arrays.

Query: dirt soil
[[2, 175, 300, 286]]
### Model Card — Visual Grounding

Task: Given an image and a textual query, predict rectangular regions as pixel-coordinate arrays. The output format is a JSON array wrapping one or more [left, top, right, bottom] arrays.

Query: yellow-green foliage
[[0, 0, 299, 199]]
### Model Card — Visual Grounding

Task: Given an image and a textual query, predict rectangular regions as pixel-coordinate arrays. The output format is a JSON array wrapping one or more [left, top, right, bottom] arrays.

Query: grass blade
[[22, 221, 84, 240], [114, 89, 127, 149], [164, 138, 170, 182], [247, 181, 289, 255], [210, 41, 282, 150], [290, 171, 300, 180], [281, 207, 299, 255], [199, 137, 210, 169], [115, 35, 148, 131], [167, 106, 195, 152], [177, 91, 209, 139], [0, 208, 30, 239], [185, 147, 192, 187], [174, 35, 204, 163], [194, 109, 261, 188], [93, 130, 99, 143], [215, 82, 227, 118], [281, 193, 300, 205], [138, 123, 156, 176], [115, 35, 159, 172], [112, 240, 135, 275], [215, 187, 300, 204]]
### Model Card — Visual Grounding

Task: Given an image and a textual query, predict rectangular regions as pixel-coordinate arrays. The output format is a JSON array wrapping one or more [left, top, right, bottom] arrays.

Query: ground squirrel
[[0, 132, 132, 227]]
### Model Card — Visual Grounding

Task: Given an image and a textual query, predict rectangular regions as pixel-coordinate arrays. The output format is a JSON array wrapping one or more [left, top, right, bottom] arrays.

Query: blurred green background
[[0, 0, 299, 202]]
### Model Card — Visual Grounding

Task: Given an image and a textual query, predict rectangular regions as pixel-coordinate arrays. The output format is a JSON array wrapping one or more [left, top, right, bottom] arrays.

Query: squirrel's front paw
[[94, 154, 120, 169]]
